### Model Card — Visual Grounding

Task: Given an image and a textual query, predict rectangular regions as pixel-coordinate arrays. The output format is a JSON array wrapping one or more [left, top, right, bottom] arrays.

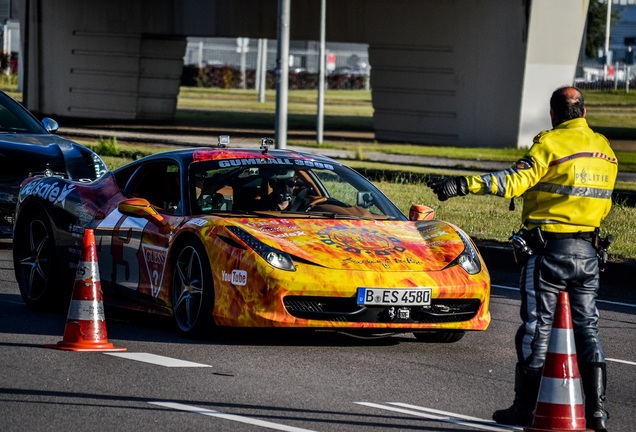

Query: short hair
[[550, 86, 585, 124]]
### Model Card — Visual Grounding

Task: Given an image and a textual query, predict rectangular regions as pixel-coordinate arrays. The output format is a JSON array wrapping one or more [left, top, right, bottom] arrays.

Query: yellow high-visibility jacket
[[465, 118, 618, 234]]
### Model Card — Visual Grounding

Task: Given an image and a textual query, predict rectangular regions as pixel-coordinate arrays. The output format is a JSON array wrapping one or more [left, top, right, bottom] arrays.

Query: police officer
[[427, 86, 617, 432]]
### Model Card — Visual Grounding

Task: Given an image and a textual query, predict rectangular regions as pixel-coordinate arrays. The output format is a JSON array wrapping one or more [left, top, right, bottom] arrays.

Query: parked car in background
[[13, 138, 490, 342], [0, 91, 107, 237]]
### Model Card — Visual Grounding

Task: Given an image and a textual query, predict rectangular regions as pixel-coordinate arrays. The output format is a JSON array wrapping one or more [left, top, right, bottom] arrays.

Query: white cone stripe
[[76, 260, 101, 283], [537, 377, 583, 405], [547, 328, 576, 355], [67, 299, 105, 321]]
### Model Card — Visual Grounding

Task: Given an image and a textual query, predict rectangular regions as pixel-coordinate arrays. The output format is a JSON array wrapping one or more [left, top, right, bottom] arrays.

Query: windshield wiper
[[299, 211, 394, 220]]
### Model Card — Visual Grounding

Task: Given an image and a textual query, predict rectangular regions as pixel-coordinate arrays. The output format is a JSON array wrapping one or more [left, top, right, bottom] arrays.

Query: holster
[[509, 227, 545, 266], [593, 228, 613, 272]]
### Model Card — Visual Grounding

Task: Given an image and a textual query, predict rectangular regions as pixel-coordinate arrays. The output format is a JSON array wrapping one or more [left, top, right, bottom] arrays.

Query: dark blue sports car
[[0, 91, 107, 237]]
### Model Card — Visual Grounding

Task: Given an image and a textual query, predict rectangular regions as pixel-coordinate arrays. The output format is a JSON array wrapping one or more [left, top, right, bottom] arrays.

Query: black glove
[[426, 176, 469, 201]]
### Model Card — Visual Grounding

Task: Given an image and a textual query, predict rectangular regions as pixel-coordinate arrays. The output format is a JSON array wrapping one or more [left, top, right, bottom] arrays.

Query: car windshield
[[0, 92, 48, 134], [189, 158, 406, 220]]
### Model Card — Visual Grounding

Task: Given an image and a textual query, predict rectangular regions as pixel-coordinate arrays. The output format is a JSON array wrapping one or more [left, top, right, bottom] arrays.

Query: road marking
[[492, 284, 636, 366], [595, 298, 636, 308], [105, 352, 211, 367], [490, 284, 522, 292], [606, 358, 636, 366], [355, 402, 520, 431], [0, 298, 26, 305], [491, 284, 636, 309], [149, 401, 319, 432]]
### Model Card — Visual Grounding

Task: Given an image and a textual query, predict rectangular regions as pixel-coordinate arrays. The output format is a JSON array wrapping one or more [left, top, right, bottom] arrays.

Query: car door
[[94, 160, 184, 306]]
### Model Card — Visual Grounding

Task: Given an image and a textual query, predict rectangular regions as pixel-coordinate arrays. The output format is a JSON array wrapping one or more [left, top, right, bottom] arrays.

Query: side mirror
[[409, 204, 435, 221], [356, 191, 375, 208], [118, 198, 172, 232], [41, 117, 59, 133]]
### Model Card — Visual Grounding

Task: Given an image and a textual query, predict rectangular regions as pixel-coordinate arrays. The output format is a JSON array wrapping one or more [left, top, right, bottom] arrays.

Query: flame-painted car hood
[[225, 218, 466, 272]]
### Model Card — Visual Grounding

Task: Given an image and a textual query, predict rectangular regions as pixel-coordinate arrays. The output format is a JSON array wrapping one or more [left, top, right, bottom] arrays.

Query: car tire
[[171, 238, 215, 337], [413, 331, 466, 343], [13, 210, 62, 310]]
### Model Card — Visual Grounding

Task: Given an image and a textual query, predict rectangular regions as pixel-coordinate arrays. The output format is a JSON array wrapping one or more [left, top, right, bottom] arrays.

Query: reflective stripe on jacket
[[465, 118, 618, 233]]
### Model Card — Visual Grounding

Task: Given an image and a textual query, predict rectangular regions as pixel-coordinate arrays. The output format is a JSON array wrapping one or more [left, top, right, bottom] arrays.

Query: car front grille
[[283, 296, 481, 324]]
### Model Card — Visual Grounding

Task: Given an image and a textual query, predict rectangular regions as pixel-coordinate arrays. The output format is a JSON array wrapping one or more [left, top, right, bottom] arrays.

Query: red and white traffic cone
[[44, 228, 126, 352], [524, 291, 591, 432]]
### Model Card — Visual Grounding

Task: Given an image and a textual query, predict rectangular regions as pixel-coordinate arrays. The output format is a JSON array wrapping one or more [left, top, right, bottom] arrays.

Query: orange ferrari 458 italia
[[14, 137, 490, 342]]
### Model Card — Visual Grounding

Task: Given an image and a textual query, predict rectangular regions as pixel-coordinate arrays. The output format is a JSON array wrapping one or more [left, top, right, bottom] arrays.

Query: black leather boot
[[492, 363, 542, 426], [580, 362, 609, 432]]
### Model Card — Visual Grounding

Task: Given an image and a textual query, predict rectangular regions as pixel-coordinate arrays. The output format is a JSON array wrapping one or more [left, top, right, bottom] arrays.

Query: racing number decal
[[96, 210, 148, 292]]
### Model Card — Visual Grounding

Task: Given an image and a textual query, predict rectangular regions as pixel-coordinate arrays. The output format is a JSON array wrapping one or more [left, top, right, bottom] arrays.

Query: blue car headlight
[[92, 153, 108, 178], [227, 226, 296, 271]]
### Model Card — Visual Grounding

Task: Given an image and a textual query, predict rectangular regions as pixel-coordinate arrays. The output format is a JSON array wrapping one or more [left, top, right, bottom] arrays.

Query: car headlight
[[452, 228, 482, 275], [92, 153, 108, 178], [227, 226, 296, 271]]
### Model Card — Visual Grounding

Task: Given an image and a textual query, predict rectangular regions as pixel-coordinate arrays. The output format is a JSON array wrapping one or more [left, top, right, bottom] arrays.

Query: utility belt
[[509, 227, 613, 271]]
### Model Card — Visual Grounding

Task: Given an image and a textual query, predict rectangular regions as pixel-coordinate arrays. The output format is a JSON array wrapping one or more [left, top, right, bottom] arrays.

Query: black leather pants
[[515, 238, 605, 369]]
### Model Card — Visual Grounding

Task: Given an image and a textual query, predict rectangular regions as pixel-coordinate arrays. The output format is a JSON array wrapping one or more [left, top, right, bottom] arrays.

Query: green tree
[[585, 0, 621, 59]]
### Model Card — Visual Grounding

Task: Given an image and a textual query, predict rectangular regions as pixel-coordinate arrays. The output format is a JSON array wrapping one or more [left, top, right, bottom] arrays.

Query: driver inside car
[[259, 177, 296, 211]]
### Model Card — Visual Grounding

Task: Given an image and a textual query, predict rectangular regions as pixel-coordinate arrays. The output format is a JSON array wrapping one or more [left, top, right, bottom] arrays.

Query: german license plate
[[356, 288, 431, 306]]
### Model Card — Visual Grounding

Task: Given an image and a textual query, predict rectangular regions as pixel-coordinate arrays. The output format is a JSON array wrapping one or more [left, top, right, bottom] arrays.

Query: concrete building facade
[[14, 0, 589, 148]]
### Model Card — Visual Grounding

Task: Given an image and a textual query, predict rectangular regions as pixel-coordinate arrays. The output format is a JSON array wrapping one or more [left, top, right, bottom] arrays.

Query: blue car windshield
[[189, 158, 406, 220], [0, 92, 48, 133]]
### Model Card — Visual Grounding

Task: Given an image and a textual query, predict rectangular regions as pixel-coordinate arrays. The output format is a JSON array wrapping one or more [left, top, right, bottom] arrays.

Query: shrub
[[93, 136, 119, 157]]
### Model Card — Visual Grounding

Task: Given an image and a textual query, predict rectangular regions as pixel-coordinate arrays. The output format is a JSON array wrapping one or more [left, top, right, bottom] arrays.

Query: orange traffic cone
[[524, 291, 591, 432], [44, 228, 126, 352]]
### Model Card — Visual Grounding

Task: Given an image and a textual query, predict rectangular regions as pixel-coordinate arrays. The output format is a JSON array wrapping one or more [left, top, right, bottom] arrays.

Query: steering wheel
[[303, 196, 328, 211], [288, 187, 327, 212]]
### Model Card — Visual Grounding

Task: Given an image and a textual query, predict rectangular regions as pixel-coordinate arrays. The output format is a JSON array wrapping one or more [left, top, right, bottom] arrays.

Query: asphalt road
[[1, 238, 635, 431]]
